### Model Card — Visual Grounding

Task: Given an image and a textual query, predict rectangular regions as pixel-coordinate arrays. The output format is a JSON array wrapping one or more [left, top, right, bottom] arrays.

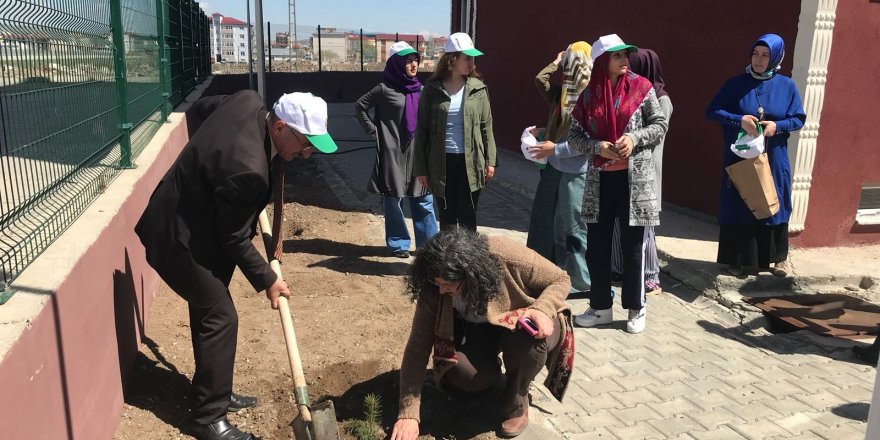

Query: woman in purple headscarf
[[356, 42, 438, 258]]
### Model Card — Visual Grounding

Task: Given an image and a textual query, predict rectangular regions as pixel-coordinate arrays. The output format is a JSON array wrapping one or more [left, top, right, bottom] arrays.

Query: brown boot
[[499, 397, 529, 437]]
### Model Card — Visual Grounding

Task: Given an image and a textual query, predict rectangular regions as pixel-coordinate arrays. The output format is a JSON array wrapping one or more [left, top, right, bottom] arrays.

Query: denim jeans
[[383, 194, 438, 252]]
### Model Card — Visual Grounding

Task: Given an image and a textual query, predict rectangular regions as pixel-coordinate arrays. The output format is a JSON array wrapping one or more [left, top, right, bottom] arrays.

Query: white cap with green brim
[[273, 92, 338, 153], [389, 41, 417, 59], [444, 32, 484, 57], [590, 34, 638, 62]]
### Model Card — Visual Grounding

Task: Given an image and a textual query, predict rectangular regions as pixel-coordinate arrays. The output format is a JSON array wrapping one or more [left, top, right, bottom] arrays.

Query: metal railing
[[0, 0, 210, 293], [210, 23, 444, 75]]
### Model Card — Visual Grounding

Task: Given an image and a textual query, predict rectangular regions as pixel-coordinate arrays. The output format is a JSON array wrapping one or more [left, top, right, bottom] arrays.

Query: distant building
[[274, 32, 289, 48], [209, 13, 251, 63], [310, 31, 347, 61], [375, 33, 427, 61]]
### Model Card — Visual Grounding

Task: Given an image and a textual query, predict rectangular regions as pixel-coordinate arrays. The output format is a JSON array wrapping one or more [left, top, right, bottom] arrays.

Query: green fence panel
[[0, 0, 210, 291]]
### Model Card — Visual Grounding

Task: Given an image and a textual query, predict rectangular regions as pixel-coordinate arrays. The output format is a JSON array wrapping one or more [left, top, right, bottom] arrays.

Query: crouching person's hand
[[391, 418, 419, 440], [522, 309, 555, 339]]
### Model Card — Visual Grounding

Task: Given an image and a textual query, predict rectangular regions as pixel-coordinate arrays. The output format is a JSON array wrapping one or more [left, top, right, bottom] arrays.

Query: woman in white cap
[[568, 34, 668, 334], [413, 32, 497, 231], [355, 42, 438, 258]]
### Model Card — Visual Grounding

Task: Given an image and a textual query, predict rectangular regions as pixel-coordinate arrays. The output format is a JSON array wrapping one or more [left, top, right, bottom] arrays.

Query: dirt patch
[[114, 159, 500, 440]]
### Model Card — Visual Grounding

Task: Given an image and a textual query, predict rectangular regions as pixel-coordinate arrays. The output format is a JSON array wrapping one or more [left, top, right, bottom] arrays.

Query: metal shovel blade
[[292, 400, 339, 440], [311, 400, 340, 440]]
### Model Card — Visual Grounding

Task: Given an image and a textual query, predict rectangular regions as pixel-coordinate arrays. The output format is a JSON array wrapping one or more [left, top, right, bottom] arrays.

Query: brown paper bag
[[725, 153, 780, 219]]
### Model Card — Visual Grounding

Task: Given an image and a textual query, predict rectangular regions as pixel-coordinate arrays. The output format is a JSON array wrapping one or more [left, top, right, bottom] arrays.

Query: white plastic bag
[[520, 126, 547, 164], [729, 125, 765, 159]]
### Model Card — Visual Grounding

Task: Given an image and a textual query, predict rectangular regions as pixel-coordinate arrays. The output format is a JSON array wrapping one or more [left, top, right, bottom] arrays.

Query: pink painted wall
[[452, 0, 800, 219], [0, 120, 189, 439], [790, 0, 880, 247]]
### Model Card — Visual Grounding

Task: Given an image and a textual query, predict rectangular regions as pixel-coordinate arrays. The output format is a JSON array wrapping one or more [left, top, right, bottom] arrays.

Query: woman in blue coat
[[706, 34, 806, 277]]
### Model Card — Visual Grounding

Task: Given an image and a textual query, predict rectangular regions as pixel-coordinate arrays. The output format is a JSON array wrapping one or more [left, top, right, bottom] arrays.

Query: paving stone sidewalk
[[318, 103, 875, 440]]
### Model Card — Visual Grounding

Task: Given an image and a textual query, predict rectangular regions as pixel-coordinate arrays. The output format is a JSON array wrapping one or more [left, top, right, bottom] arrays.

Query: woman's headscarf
[[383, 51, 422, 143], [572, 51, 653, 167], [746, 33, 785, 81], [629, 48, 667, 98], [561, 41, 593, 116]]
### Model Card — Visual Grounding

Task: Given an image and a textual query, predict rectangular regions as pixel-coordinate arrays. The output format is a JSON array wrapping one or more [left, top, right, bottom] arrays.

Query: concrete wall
[[455, 0, 800, 218], [0, 83, 207, 439], [791, 0, 880, 247], [205, 71, 433, 104]]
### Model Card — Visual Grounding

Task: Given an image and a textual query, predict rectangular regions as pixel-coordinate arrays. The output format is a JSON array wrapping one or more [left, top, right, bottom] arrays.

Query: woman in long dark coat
[[706, 34, 806, 277], [356, 42, 438, 258]]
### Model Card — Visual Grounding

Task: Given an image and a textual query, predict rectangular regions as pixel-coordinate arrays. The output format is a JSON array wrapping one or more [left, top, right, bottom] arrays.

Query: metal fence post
[[360, 28, 364, 71], [110, 0, 133, 168], [267, 22, 272, 72], [317, 24, 322, 72], [156, 0, 170, 121]]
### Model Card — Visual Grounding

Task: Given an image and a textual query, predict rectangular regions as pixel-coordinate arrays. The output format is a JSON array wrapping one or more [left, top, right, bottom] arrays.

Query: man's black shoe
[[228, 393, 258, 412], [186, 417, 253, 440], [853, 344, 880, 365]]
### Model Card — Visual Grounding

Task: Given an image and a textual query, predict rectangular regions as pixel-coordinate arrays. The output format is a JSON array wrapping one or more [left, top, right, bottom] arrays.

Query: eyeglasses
[[288, 125, 314, 154]]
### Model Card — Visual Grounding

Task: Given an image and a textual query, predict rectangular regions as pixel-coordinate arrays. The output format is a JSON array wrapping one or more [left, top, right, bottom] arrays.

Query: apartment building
[[209, 13, 251, 63]]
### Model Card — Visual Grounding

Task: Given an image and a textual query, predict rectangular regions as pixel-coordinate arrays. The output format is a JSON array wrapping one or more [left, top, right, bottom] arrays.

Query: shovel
[[257, 209, 340, 440]]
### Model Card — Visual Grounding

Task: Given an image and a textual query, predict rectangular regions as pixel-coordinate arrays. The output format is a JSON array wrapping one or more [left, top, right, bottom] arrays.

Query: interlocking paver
[[761, 396, 815, 416], [684, 377, 731, 395], [792, 390, 850, 412], [652, 380, 699, 401], [566, 427, 619, 440], [716, 371, 762, 388], [719, 384, 774, 405], [691, 425, 748, 440], [613, 388, 664, 408], [613, 403, 664, 426], [607, 422, 666, 440], [774, 412, 819, 436], [729, 419, 793, 439], [612, 357, 659, 374], [610, 372, 660, 392], [547, 413, 584, 434], [723, 400, 784, 422], [646, 367, 694, 385], [648, 414, 705, 438], [685, 390, 730, 411], [649, 397, 699, 418], [573, 391, 623, 413], [688, 407, 747, 430], [574, 378, 624, 397], [572, 408, 622, 432], [809, 422, 867, 440]]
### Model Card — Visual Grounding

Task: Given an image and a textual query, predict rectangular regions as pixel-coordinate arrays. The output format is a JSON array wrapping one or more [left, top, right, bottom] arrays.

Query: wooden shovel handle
[[258, 210, 312, 423]]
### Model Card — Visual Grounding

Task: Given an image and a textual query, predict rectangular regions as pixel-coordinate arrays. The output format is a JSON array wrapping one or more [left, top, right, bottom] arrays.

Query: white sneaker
[[626, 307, 646, 334], [574, 307, 613, 327]]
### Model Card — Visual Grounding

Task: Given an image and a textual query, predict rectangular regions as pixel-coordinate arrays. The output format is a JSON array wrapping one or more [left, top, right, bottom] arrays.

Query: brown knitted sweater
[[397, 235, 572, 421]]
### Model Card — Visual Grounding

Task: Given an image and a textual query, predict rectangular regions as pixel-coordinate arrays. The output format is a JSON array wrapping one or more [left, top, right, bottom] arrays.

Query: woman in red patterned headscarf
[[568, 34, 668, 334]]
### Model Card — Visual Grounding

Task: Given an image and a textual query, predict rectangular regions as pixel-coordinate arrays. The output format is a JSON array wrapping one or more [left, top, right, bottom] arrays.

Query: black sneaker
[[392, 250, 410, 259]]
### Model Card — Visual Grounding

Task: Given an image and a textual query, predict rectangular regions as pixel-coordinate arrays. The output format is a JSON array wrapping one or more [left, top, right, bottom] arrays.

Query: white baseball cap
[[388, 41, 417, 59], [273, 92, 337, 153], [590, 34, 638, 62], [444, 32, 483, 56]]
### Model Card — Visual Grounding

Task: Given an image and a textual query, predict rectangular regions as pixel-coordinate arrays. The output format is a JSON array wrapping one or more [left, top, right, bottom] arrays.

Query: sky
[[199, 0, 451, 36]]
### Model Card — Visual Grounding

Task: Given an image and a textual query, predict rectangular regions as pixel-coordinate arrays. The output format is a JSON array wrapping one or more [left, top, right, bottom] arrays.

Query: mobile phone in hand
[[518, 316, 538, 336]]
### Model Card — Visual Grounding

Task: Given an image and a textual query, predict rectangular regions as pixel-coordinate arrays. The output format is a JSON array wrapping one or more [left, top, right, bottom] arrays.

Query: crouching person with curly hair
[[390, 228, 576, 439]]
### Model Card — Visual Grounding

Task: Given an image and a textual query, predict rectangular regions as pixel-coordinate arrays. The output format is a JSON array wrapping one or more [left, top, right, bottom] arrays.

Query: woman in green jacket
[[413, 32, 497, 231]]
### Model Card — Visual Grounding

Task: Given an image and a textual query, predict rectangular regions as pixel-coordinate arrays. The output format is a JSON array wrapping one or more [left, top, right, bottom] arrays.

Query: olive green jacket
[[412, 77, 497, 198]]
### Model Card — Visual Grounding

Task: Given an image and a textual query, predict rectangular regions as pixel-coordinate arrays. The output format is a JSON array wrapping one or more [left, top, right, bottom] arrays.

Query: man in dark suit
[[136, 90, 337, 440]]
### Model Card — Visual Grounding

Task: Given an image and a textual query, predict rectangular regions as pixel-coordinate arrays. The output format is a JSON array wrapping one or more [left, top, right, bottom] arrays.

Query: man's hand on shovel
[[266, 277, 291, 309]]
